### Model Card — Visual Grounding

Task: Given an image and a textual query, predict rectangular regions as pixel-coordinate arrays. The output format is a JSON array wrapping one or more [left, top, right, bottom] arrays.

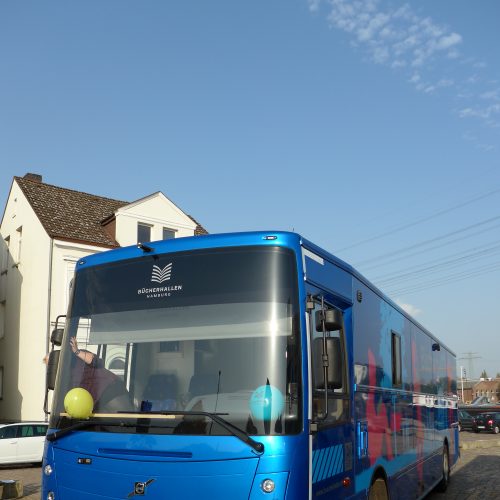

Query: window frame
[[19, 425, 34, 438], [0, 425, 17, 439], [137, 223, 152, 244], [33, 425, 48, 437], [15, 226, 22, 267], [391, 331, 402, 388], [309, 298, 350, 426], [1, 236, 9, 274], [162, 227, 176, 240]]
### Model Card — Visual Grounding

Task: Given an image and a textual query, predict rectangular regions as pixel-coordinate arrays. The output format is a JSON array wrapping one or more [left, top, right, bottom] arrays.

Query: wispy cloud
[[318, 0, 463, 68], [462, 131, 496, 152], [308, 0, 500, 146], [395, 299, 422, 317]]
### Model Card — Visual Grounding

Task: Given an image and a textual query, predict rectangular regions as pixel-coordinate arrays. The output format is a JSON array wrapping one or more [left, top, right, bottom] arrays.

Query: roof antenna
[[137, 242, 153, 253]]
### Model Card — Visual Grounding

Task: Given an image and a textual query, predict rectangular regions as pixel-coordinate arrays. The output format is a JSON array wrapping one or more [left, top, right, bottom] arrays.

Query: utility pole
[[459, 352, 481, 380], [460, 366, 465, 402]]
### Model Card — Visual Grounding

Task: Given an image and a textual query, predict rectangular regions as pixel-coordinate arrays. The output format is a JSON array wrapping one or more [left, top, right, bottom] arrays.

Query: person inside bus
[[141, 373, 178, 411], [69, 337, 133, 412]]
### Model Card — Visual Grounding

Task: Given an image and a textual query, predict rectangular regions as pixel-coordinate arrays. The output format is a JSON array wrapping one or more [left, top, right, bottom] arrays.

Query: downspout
[[45, 237, 54, 356], [44, 237, 54, 422]]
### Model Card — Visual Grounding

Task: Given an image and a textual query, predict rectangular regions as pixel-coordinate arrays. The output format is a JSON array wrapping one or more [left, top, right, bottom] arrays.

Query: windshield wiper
[[46, 419, 140, 442], [140, 410, 264, 453], [48, 412, 264, 453]]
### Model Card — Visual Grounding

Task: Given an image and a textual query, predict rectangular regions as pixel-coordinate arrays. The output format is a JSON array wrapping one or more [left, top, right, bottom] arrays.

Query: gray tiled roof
[[15, 176, 207, 248]]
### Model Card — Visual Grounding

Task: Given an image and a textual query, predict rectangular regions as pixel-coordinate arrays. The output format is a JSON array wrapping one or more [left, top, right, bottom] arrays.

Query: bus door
[[307, 294, 353, 498]]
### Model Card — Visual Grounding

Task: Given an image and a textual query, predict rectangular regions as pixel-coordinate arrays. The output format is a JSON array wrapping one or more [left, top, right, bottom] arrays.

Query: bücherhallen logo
[[137, 263, 183, 299], [151, 263, 172, 283]]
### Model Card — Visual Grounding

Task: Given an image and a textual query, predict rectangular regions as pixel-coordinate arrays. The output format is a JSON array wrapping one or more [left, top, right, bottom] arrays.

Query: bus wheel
[[435, 444, 450, 493], [368, 478, 388, 500]]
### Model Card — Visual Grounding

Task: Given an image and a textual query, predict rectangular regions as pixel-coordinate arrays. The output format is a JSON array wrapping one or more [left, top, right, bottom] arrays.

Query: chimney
[[24, 173, 43, 182]]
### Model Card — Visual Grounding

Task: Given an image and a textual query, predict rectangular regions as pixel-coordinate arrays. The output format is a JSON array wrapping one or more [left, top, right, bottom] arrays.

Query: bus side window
[[310, 303, 349, 423], [391, 331, 402, 388]]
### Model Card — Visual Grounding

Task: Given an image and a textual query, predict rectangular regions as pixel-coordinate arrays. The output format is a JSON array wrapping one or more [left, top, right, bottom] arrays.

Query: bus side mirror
[[46, 350, 60, 391], [313, 337, 342, 390], [50, 328, 64, 346], [315, 309, 342, 332]]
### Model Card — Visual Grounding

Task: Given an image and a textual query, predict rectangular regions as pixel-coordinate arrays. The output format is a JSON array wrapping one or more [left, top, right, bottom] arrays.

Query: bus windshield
[[51, 246, 302, 436]]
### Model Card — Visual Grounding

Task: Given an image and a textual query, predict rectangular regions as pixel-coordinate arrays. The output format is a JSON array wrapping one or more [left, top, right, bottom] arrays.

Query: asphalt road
[[1, 431, 499, 499]]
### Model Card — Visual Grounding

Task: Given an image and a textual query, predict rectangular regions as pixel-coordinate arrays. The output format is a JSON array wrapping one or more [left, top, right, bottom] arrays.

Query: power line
[[334, 185, 500, 253], [373, 240, 500, 285], [384, 261, 500, 295], [382, 260, 500, 295], [356, 215, 500, 270]]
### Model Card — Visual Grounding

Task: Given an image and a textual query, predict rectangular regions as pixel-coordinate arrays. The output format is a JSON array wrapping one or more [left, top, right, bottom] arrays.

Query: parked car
[[472, 412, 500, 434], [458, 409, 474, 431], [0, 422, 48, 465]]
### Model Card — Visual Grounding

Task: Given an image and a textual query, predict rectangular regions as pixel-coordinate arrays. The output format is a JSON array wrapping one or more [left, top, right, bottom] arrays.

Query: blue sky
[[1, 0, 499, 380]]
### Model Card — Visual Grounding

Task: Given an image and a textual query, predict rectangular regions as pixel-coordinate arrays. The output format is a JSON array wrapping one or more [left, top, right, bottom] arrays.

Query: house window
[[15, 226, 22, 266], [64, 261, 76, 312], [1, 236, 9, 273], [0, 304, 5, 339], [160, 341, 180, 353], [137, 223, 152, 244], [109, 358, 125, 370], [392, 331, 402, 388], [0, 238, 8, 312], [162, 228, 176, 240]]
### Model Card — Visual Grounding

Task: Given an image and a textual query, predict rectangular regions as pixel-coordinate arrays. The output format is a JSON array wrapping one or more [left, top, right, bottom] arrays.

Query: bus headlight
[[261, 479, 276, 493], [47, 492, 55, 500], [44, 465, 53, 476], [251, 472, 288, 497]]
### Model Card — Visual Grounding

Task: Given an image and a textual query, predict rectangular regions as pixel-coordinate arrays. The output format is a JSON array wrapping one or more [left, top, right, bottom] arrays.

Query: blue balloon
[[249, 384, 284, 421]]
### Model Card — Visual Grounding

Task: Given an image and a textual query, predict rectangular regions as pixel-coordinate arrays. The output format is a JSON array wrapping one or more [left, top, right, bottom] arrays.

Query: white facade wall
[[115, 193, 197, 246], [0, 185, 201, 422], [49, 240, 112, 323], [0, 182, 51, 421]]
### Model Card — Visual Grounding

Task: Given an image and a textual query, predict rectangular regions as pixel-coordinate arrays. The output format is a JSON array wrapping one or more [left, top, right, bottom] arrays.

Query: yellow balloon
[[64, 388, 94, 419]]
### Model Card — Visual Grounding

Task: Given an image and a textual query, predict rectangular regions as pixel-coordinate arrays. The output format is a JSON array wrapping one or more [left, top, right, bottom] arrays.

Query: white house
[[0, 173, 207, 422]]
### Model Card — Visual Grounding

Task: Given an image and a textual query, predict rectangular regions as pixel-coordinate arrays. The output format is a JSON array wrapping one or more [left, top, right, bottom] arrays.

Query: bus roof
[[76, 230, 455, 357]]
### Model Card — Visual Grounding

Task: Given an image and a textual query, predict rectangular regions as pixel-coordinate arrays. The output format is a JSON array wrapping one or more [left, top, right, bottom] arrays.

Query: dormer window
[[162, 228, 176, 240], [137, 223, 152, 244]]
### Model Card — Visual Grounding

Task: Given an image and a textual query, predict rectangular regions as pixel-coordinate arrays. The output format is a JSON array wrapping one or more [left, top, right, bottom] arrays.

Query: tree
[[480, 369, 489, 378]]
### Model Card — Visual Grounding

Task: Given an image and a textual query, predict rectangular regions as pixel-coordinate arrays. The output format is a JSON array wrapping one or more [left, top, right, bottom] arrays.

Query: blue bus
[[43, 231, 458, 499]]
